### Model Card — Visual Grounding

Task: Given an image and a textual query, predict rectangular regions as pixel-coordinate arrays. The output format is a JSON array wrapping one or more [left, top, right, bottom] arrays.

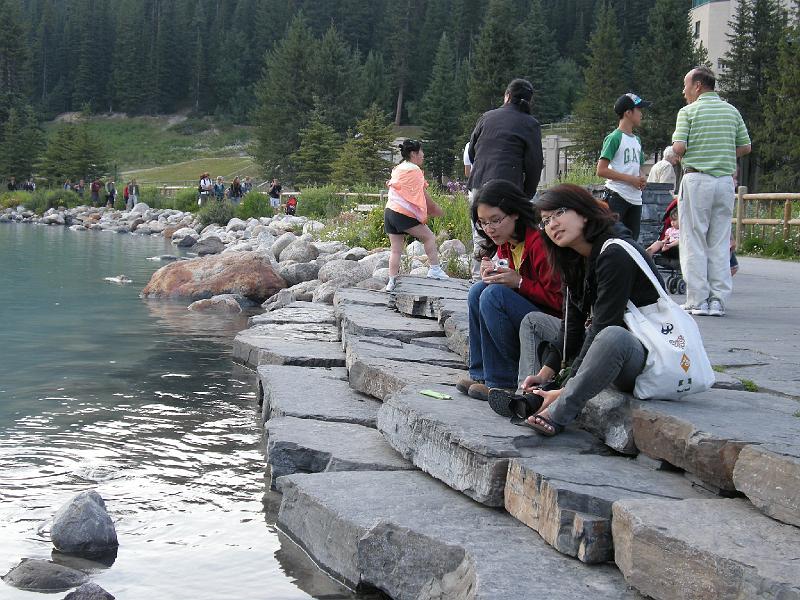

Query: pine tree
[[517, 0, 561, 123], [331, 104, 394, 187], [420, 33, 459, 184], [0, 105, 45, 180], [291, 102, 342, 185], [0, 0, 33, 123], [111, 0, 149, 114], [632, 0, 700, 156], [361, 50, 393, 113], [252, 14, 318, 177], [759, 4, 800, 191], [573, 2, 625, 160], [383, 0, 418, 125]]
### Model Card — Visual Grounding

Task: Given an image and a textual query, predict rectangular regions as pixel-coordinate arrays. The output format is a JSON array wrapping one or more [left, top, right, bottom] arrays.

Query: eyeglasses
[[476, 214, 508, 231], [538, 207, 570, 230]]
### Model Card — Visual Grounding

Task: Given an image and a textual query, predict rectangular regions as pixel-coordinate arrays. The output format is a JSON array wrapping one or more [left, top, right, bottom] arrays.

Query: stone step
[[337, 302, 445, 344], [257, 365, 380, 428], [438, 298, 469, 361], [377, 384, 606, 506], [348, 354, 467, 401], [345, 335, 467, 371], [632, 388, 800, 493], [505, 453, 713, 564], [264, 417, 414, 489], [613, 497, 800, 600], [733, 443, 800, 528], [389, 276, 471, 319], [248, 301, 336, 327], [277, 470, 639, 599], [332, 287, 389, 310], [233, 328, 344, 369]]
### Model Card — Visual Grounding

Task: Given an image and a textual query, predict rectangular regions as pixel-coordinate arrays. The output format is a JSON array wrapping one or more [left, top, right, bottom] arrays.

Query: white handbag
[[601, 238, 715, 400]]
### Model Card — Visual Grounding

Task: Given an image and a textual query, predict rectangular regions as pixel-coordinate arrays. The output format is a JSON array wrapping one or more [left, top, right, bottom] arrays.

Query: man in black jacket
[[467, 79, 544, 278]]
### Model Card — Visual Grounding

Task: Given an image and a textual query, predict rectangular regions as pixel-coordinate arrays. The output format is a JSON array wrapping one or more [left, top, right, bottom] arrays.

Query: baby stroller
[[652, 198, 686, 295]]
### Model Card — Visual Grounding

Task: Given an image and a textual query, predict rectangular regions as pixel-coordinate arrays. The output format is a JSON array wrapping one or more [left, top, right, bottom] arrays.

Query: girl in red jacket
[[457, 179, 562, 400]]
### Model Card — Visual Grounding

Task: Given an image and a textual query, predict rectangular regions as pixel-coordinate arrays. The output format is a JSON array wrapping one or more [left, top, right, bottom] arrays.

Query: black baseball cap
[[614, 93, 652, 116]]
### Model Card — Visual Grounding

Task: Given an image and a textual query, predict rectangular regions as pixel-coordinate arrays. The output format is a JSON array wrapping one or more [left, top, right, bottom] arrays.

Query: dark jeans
[[605, 189, 642, 242], [468, 281, 540, 389]]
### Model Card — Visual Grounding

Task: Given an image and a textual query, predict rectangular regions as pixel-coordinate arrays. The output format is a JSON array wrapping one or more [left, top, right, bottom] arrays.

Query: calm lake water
[[0, 224, 358, 599]]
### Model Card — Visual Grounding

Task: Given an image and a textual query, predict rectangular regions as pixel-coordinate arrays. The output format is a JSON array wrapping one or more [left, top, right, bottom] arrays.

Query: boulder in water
[[51, 490, 118, 557], [64, 582, 116, 599], [2, 558, 88, 593]]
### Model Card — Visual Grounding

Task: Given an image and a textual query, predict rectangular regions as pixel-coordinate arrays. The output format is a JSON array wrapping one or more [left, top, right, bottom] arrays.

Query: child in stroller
[[646, 198, 739, 295]]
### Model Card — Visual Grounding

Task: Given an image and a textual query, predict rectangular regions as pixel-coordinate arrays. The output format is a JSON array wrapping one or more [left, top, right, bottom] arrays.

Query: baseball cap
[[614, 93, 652, 116]]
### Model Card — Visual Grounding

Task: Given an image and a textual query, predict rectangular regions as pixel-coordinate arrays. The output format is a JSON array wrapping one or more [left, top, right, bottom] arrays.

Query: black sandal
[[488, 388, 544, 420], [524, 414, 564, 437]]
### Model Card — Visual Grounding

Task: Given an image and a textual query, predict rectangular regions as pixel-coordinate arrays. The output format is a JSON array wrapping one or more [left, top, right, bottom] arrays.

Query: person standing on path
[[467, 79, 544, 279], [597, 93, 651, 242], [268, 178, 282, 212], [672, 66, 750, 317]]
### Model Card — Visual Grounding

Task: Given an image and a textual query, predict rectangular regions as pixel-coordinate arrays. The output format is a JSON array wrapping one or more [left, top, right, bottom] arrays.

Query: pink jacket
[[386, 162, 428, 223]]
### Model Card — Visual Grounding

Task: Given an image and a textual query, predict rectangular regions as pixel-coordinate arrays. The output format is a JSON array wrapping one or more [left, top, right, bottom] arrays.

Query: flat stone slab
[[632, 388, 800, 491], [257, 365, 380, 427], [439, 299, 469, 361], [377, 384, 606, 506], [505, 454, 712, 564], [733, 443, 800, 527], [337, 302, 445, 344], [390, 276, 471, 318], [277, 471, 638, 599], [233, 329, 344, 369], [248, 301, 336, 327], [348, 356, 468, 402], [265, 417, 413, 489], [345, 335, 467, 370], [613, 498, 800, 600], [332, 287, 389, 309]]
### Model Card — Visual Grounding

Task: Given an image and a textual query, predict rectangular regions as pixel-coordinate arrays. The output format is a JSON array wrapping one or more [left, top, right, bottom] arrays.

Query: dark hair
[[690, 66, 716, 91], [505, 78, 534, 114], [471, 179, 538, 257], [399, 139, 422, 161], [535, 184, 617, 288]]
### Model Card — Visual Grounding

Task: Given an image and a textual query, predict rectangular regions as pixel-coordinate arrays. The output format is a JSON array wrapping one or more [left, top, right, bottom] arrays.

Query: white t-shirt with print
[[600, 129, 645, 205]]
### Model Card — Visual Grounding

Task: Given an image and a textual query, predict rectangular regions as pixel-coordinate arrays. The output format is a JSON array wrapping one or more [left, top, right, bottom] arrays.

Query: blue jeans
[[468, 281, 540, 389]]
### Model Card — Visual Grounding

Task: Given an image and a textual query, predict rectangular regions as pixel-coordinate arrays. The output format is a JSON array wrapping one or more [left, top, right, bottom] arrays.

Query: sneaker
[[426, 265, 450, 280], [707, 298, 725, 317], [385, 277, 396, 292], [690, 301, 710, 316]]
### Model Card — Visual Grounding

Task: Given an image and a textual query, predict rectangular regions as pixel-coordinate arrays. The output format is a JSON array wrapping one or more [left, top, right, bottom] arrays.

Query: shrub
[[427, 191, 472, 251], [236, 191, 272, 219], [197, 200, 235, 228], [0, 189, 83, 213], [319, 207, 389, 250], [296, 186, 352, 219], [173, 187, 200, 212]]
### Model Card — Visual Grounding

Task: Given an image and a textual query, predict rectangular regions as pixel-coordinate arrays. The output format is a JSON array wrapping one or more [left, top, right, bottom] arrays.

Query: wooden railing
[[735, 187, 800, 248]]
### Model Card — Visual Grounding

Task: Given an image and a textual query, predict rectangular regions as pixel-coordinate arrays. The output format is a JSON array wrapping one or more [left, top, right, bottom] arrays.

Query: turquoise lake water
[[0, 224, 357, 599]]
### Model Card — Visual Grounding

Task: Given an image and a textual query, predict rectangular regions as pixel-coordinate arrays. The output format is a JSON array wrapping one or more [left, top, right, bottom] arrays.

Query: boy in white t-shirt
[[596, 93, 651, 241]]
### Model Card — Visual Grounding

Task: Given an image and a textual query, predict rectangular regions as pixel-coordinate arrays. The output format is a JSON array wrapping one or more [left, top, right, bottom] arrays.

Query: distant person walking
[[7, 177, 17, 191], [229, 176, 243, 205], [672, 66, 750, 317], [127, 179, 139, 210], [105, 181, 117, 208], [597, 93, 651, 241], [213, 176, 225, 201], [90, 178, 102, 206], [198, 172, 213, 206], [647, 146, 681, 191], [75, 180, 85, 199], [268, 178, 282, 211], [241, 176, 253, 195], [467, 79, 544, 278]]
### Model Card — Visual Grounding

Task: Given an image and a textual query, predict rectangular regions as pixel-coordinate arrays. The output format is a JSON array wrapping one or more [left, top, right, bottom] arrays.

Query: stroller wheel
[[667, 276, 678, 294], [677, 279, 686, 295]]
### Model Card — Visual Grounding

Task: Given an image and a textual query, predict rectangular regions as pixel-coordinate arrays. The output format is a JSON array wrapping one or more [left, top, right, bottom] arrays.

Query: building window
[[694, 21, 700, 38]]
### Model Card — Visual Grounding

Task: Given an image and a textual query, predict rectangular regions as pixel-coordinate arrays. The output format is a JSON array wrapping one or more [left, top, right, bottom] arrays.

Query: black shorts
[[384, 208, 421, 235]]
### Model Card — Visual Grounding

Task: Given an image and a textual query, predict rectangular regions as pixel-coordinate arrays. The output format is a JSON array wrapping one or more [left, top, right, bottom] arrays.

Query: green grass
[[712, 365, 726, 373], [122, 157, 262, 186], [740, 378, 759, 392]]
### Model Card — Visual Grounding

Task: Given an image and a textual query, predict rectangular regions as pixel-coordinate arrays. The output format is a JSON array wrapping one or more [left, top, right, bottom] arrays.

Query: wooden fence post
[[736, 186, 746, 249], [785, 199, 792, 242]]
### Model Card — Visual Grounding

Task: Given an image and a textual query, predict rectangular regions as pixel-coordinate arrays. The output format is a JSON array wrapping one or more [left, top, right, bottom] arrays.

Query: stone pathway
[[235, 267, 800, 600]]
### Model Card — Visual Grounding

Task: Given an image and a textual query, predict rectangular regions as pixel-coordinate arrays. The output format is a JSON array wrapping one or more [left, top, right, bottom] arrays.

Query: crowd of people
[[386, 68, 749, 438], [197, 172, 254, 207]]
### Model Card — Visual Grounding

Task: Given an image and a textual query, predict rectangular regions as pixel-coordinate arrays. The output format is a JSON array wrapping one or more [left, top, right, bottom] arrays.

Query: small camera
[[494, 258, 508, 271]]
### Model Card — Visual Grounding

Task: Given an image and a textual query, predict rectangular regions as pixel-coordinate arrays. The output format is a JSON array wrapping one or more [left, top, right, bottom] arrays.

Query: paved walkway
[[688, 256, 800, 399]]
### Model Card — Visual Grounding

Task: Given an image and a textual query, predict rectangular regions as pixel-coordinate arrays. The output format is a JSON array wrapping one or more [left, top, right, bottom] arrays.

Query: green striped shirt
[[672, 92, 750, 177]]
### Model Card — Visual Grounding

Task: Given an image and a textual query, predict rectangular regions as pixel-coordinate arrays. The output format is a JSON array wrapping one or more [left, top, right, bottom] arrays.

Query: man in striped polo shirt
[[672, 66, 751, 317]]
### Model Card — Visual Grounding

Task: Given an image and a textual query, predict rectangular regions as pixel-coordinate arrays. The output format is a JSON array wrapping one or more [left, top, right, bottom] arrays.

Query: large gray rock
[[733, 443, 800, 527], [272, 232, 297, 259], [318, 259, 372, 285], [338, 302, 445, 345], [390, 276, 471, 319], [63, 582, 116, 599], [277, 471, 636, 599], [313, 241, 349, 255], [51, 490, 118, 556], [193, 236, 224, 255], [265, 417, 413, 488], [345, 335, 467, 371], [310, 280, 340, 304], [613, 498, 800, 600], [2, 559, 88, 592], [187, 294, 242, 313], [348, 356, 467, 402], [505, 453, 712, 564], [248, 302, 335, 327], [632, 388, 800, 491], [439, 299, 469, 361], [278, 261, 320, 287], [377, 384, 604, 506], [257, 365, 380, 427], [280, 240, 319, 263], [233, 328, 344, 369], [575, 389, 637, 455]]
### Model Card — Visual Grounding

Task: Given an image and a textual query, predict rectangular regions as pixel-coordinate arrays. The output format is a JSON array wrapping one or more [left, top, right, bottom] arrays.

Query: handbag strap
[[600, 238, 669, 304]]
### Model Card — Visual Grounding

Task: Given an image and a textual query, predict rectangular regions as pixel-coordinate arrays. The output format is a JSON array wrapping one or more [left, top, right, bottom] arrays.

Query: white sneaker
[[707, 298, 725, 317], [385, 277, 396, 292], [690, 301, 710, 316], [426, 265, 449, 280]]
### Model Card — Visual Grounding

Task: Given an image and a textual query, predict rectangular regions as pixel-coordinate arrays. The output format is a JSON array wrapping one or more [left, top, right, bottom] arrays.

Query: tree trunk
[[394, 83, 404, 126]]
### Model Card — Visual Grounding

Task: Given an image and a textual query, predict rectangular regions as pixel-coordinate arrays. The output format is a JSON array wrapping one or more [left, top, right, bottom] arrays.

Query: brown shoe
[[456, 378, 480, 395], [467, 383, 489, 401]]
